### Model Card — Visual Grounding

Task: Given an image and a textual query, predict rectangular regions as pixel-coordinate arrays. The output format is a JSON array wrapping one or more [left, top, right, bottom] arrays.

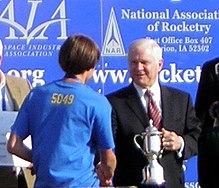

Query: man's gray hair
[[128, 38, 163, 62]]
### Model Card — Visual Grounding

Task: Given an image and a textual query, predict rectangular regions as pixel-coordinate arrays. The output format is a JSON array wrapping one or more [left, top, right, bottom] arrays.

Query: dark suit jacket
[[195, 57, 219, 188], [195, 57, 219, 130], [107, 83, 201, 188]]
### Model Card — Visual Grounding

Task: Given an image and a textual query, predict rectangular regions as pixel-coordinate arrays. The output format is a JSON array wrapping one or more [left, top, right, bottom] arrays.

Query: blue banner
[[1, 1, 219, 187]]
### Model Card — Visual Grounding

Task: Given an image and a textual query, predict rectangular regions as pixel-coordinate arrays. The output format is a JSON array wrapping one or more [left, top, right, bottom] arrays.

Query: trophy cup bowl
[[133, 120, 165, 186]]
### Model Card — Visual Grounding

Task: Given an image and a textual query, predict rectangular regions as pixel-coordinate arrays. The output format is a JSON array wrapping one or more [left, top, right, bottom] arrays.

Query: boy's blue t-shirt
[[11, 80, 115, 187]]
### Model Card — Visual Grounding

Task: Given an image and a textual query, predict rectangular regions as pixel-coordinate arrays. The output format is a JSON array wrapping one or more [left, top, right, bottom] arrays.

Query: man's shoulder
[[6, 75, 31, 91], [161, 85, 190, 97], [106, 84, 134, 98], [203, 57, 219, 68], [6, 75, 28, 83]]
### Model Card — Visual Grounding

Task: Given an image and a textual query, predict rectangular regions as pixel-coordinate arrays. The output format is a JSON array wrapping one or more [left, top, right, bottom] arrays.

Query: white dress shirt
[[133, 79, 162, 116], [133, 80, 184, 158], [0, 70, 14, 111]]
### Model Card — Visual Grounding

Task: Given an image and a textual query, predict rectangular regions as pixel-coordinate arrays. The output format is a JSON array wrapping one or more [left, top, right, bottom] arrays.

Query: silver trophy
[[134, 120, 165, 186]]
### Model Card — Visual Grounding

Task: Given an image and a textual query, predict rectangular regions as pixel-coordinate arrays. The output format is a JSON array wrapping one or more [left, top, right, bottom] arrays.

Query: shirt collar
[[148, 80, 161, 98], [133, 79, 161, 98]]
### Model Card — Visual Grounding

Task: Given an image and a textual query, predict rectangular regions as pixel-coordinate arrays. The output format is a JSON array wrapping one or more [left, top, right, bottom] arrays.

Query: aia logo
[[0, 0, 69, 44]]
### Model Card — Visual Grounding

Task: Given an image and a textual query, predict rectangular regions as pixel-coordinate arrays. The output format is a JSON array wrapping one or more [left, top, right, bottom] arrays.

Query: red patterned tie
[[145, 90, 161, 130]]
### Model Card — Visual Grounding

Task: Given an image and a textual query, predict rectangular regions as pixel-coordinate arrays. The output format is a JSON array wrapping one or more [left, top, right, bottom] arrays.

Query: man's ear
[[158, 59, 164, 72]]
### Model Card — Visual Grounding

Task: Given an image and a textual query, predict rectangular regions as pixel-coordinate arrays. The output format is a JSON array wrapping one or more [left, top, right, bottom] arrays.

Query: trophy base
[[140, 181, 166, 188], [139, 184, 165, 188]]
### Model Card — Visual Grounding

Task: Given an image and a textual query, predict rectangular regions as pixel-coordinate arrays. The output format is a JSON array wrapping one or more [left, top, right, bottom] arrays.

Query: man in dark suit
[[195, 57, 219, 130], [0, 39, 35, 188], [195, 57, 219, 188], [106, 38, 201, 188]]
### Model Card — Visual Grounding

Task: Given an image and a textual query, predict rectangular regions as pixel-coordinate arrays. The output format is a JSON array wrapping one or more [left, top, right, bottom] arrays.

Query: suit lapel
[[125, 84, 149, 128], [161, 86, 174, 130]]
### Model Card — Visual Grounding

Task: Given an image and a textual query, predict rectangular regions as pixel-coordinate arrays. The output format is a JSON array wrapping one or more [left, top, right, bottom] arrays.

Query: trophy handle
[[158, 133, 164, 159], [133, 134, 146, 155], [158, 147, 164, 159]]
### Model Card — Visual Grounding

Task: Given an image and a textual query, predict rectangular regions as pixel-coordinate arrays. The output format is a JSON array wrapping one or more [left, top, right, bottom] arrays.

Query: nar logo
[[0, 0, 69, 44], [101, 7, 125, 57]]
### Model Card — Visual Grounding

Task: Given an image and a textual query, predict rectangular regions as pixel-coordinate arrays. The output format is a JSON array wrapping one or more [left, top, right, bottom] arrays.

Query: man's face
[[128, 48, 163, 89]]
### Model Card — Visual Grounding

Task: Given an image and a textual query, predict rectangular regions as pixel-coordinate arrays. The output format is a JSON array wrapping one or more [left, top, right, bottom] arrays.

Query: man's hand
[[95, 162, 113, 186], [161, 128, 182, 151]]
